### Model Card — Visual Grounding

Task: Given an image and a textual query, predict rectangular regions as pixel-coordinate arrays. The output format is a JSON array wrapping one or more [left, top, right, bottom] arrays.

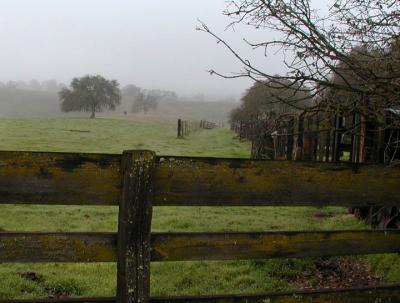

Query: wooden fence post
[[117, 150, 155, 303], [177, 119, 182, 137]]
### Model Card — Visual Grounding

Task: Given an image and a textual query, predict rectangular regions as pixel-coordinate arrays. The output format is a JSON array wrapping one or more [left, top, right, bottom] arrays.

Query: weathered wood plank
[[3, 152, 400, 207], [151, 284, 400, 303], [2, 285, 399, 303], [0, 298, 115, 303], [154, 156, 400, 206], [0, 232, 116, 263], [117, 151, 155, 303], [151, 230, 400, 261], [0, 151, 121, 205], [2, 230, 400, 263]]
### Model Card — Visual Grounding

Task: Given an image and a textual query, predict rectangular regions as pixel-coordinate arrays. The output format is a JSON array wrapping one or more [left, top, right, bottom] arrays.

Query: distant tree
[[147, 89, 178, 102], [42, 80, 59, 92], [16, 81, 28, 90], [124, 85, 175, 112], [58, 82, 67, 90], [122, 84, 141, 97], [5, 81, 17, 90], [131, 91, 158, 113], [29, 79, 42, 91], [59, 75, 121, 118], [229, 78, 312, 123]]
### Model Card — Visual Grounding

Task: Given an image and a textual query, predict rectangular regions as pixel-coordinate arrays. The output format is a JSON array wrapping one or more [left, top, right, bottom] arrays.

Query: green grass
[[0, 117, 399, 299], [0, 205, 367, 298], [0, 117, 249, 157]]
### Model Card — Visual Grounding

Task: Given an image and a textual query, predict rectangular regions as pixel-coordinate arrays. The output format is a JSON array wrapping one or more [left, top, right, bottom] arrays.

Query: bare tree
[[198, 0, 400, 117]]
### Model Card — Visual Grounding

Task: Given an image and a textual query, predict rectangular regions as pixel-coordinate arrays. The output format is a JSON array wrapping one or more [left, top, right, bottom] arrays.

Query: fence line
[[1, 150, 400, 303], [231, 110, 400, 228], [177, 119, 216, 138]]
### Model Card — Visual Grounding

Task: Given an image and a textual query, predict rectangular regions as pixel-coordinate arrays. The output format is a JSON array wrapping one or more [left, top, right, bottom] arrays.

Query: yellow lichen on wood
[[150, 230, 400, 261], [154, 157, 400, 206], [0, 151, 121, 205], [0, 232, 117, 262]]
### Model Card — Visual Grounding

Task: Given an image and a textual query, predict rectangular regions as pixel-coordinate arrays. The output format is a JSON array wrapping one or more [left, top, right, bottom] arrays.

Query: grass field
[[0, 87, 238, 123], [0, 117, 248, 157], [0, 117, 399, 299]]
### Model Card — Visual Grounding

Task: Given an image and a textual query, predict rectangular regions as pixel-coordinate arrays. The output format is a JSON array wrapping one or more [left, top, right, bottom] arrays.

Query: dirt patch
[[338, 214, 356, 220], [293, 257, 381, 290], [313, 210, 333, 219], [44, 279, 84, 298], [20, 271, 45, 283]]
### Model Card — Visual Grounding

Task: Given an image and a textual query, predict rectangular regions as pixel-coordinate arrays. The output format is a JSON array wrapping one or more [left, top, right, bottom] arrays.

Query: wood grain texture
[[0, 232, 116, 262], [0, 298, 115, 303], [0, 151, 121, 205], [154, 156, 400, 206], [2, 151, 400, 207], [117, 151, 155, 303], [151, 284, 400, 303], [2, 230, 400, 263], [2, 285, 400, 303], [151, 230, 400, 261]]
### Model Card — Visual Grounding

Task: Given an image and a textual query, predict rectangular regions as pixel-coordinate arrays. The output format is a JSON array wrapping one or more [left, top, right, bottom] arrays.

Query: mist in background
[[0, 0, 291, 118]]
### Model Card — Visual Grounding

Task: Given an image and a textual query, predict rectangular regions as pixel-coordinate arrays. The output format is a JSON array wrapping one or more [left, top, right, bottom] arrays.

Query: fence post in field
[[117, 150, 155, 303], [177, 119, 182, 137]]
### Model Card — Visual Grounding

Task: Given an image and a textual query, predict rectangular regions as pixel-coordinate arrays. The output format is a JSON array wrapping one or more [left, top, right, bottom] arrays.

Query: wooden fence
[[231, 112, 400, 228], [1, 150, 400, 303], [231, 110, 399, 164], [177, 119, 216, 137]]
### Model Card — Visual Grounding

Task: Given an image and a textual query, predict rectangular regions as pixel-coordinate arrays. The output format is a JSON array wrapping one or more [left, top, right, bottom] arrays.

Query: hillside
[[0, 88, 238, 122]]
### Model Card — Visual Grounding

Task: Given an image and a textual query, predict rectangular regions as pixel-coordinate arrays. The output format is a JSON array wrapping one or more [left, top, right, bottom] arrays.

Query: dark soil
[[293, 257, 381, 290], [20, 271, 45, 283]]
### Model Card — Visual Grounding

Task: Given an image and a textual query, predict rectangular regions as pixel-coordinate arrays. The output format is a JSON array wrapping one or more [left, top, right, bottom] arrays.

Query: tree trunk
[[90, 109, 95, 119]]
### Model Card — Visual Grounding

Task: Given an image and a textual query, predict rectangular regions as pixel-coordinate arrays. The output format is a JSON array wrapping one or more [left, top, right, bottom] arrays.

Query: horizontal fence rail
[[152, 285, 400, 303], [2, 230, 400, 263], [2, 151, 400, 207], [0, 151, 121, 205], [150, 230, 400, 261], [2, 284, 400, 303], [154, 156, 400, 206], [0, 232, 116, 262]]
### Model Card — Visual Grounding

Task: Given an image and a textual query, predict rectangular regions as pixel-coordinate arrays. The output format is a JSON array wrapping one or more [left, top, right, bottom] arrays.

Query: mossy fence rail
[[1, 150, 400, 303]]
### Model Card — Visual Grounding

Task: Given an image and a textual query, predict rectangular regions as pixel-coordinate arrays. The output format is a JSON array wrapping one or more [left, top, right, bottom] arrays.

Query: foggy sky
[[0, 1, 298, 99]]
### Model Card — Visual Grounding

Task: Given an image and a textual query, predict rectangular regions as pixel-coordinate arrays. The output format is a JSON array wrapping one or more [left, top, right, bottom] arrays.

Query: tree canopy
[[200, 0, 400, 117], [131, 92, 158, 113], [122, 84, 178, 114], [230, 79, 312, 123], [59, 75, 121, 118]]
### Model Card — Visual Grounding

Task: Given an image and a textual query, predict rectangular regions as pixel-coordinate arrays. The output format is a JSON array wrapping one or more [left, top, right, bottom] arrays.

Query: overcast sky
[[0, 1, 295, 99]]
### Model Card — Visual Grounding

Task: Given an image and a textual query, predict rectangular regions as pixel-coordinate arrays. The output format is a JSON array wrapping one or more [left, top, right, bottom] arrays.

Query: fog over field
[[0, 1, 284, 97], [0, 0, 332, 118]]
